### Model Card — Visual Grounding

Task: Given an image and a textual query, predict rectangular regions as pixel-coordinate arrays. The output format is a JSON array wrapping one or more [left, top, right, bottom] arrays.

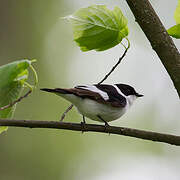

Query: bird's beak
[[136, 93, 144, 97]]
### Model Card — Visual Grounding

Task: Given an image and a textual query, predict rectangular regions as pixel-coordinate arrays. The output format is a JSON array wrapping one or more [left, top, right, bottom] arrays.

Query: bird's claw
[[104, 122, 110, 134], [81, 121, 86, 133]]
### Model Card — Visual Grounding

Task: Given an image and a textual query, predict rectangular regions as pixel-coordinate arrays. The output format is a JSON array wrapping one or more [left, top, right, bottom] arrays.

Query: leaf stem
[[98, 37, 130, 84], [30, 63, 38, 86]]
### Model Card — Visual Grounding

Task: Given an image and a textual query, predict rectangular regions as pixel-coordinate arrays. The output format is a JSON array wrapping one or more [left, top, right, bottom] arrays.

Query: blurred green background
[[0, 0, 180, 180]]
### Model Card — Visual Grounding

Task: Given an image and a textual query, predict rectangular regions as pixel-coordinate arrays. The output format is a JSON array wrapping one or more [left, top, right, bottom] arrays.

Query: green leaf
[[168, 0, 180, 38], [167, 24, 180, 38], [67, 5, 129, 51], [0, 60, 32, 134], [0, 126, 8, 134], [174, 0, 180, 24]]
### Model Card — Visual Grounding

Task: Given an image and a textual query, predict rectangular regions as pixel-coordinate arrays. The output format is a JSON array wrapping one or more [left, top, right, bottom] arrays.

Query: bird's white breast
[[61, 94, 127, 122], [58, 91, 137, 123], [79, 98, 127, 122]]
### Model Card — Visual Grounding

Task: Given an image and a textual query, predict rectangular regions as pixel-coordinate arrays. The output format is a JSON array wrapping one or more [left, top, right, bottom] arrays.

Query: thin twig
[[0, 119, 180, 146], [98, 48, 128, 84], [0, 90, 32, 111], [60, 104, 74, 121], [98, 38, 130, 84]]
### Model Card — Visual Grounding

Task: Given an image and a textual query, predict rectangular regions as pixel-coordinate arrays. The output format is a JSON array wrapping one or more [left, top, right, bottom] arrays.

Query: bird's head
[[115, 84, 143, 98]]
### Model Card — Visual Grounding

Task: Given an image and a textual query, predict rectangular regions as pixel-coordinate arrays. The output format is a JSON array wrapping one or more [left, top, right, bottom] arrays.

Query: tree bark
[[126, 0, 180, 98], [0, 119, 180, 146]]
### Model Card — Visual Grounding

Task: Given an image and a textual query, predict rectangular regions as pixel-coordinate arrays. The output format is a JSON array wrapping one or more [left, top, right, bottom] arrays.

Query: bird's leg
[[97, 115, 110, 133], [60, 104, 74, 122], [83, 115, 86, 124], [97, 115, 109, 126], [81, 115, 86, 133]]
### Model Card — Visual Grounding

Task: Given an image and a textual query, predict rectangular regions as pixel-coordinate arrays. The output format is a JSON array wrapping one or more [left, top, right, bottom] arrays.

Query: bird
[[41, 84, 143, 125]]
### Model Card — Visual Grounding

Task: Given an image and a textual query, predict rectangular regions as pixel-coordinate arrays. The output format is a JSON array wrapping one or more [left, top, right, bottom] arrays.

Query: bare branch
[[0, 90, 32, 111], [0, 119, 180, 146], [60, 104, 74, 121], [126, 0, 180, 98], [98, 47, 129, 84]]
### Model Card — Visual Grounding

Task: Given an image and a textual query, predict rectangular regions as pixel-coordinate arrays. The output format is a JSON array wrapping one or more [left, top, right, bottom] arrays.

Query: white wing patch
[[113, 85, 137, 107], [76, 85, 109, 100], [112, 85, 126, 97]]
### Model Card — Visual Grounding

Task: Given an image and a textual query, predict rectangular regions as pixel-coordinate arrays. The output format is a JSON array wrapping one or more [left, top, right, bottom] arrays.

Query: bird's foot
[[81, 116, 86, 133], [104, 121, 110, 134], [97, 115, 110, 133], [81, 121, 87, 134]]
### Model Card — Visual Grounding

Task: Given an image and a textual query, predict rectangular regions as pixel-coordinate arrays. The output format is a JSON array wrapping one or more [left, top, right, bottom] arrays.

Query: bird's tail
[[40, 88, 71, 94]]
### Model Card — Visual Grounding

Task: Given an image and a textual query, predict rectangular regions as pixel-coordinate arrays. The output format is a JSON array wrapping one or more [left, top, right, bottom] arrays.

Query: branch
[[0, 90, 32, 111], [98, 38, 130, 84], [98, 46, 128, 84], [0, 119, 180, 146], [60, 104, 74, 121], [126, 0, 180, 98]]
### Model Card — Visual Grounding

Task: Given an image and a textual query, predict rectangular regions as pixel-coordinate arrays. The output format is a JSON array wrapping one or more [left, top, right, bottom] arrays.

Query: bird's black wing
[[75, 84, 126, 107]]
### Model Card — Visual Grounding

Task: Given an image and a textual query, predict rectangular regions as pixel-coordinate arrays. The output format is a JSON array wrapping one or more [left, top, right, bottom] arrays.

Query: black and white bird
[[41, 84, 143, 125]]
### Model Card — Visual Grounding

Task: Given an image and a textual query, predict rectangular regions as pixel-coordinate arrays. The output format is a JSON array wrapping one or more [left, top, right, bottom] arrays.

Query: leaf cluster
[[0, 60, 37, 133]]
